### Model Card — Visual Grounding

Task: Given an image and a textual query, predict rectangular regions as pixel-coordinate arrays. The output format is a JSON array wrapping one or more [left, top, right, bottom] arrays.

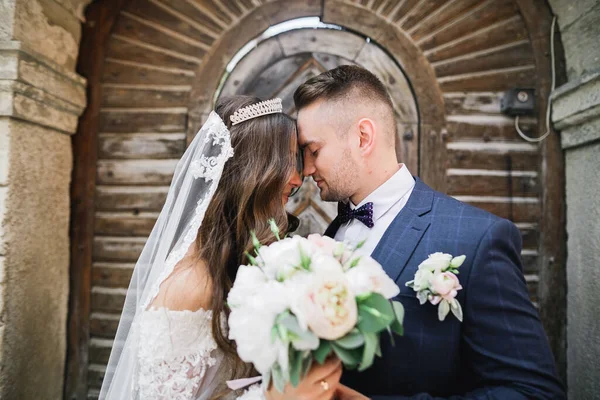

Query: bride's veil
[[99, 111, 234, 399]]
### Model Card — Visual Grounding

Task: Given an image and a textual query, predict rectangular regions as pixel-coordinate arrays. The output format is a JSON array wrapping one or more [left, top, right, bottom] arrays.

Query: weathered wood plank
[[124, 0, 215, 46], [89, 339, 113, 365], [188, 0, 234, 26], [152, 0, 225, 34], [106, 35, 200, 71], [114, 12, 209, 58], [101, 85, 190, 108], [273, 61, 324, 113], [409, 0, 483, 40], [389, 0, 420, 24], [443, 92, 502, 115], [433, 41, 533, 78], [102, 59, 194, 86], [278, 28, 366, 60], [419, 0, 521, 52], [438, 66, 536, 92], [92, 263, 135, 288], [87, 364, 105, 389], [98, 109, 186, 133], [220, 38, 284, 97], [447, 173, 539, 197], [97, 159, 178, 185], [94, 211, 159, 236], [93, 237, 146, 262], [91, 287, 127, 313], [99, 133, 186, 159], [518, 224, 539, 249], [446, 115, 538, 141], [425, 16, 529, 64], [447, 148, 539, 170], [400, 0, 451, 32], [90, 313, 120, 338], [96, 186, 169, 211], [458, 198, 540, 223], [244, 53, 313, 99]]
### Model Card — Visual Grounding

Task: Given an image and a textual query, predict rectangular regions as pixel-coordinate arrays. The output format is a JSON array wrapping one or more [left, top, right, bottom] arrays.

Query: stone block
[[0, 118, 72, 400], [559, 1, 600, 80], [13, 0, 82, 69]]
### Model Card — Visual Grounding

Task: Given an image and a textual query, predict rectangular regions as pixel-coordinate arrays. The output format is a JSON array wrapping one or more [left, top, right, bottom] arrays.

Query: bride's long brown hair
[[197, 96, 299, 387]]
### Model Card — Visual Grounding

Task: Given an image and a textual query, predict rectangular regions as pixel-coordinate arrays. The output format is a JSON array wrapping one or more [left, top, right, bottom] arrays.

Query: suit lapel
[[371, 179, 434, 282]]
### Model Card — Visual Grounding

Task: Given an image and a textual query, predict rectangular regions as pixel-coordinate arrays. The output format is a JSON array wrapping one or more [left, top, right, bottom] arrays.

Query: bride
[[99, 96, 341, 400]]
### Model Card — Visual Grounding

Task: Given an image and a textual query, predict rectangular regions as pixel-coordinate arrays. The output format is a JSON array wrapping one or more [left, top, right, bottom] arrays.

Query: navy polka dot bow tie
[[337, 201, 375, 228]]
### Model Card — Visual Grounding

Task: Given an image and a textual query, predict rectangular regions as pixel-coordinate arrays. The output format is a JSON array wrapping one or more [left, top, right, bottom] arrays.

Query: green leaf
[[272, 363, 285, 393], [357, 293, 395, 333], [251, 231, 262, 251], [298, 243, 312, 271], [358, 332, 378, 371], [331, 342, 361, 368], [438, 299, 450, 321], [289, 350, 303, 387], [416, 290, 429, 305], [268, 218, 281, 240], [389, 301, 405, 336], [278, 312, 319, 350], [334, 329, 365, 349], [347, 257, 362, 269], [355, 239, 367, 250], [301, 355, 313, 378], [313, 340, 331, 365], [245, 251, 258, 266]]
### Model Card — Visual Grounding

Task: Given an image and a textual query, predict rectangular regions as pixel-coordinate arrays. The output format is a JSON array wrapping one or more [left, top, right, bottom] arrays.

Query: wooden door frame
[[65, 1, 129, 398]]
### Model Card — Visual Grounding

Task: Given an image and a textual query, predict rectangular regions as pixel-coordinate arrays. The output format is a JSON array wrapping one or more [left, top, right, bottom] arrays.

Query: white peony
[[346, 256, 400, 299], [411, 268, 434, 292], [227, 265, 268, 307], [257, 236, 314, 281], [417, 252, 452, 273], [228, 279, 291, 375]]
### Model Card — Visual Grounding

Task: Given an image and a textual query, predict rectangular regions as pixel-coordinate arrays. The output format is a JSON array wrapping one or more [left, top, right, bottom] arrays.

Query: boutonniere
[[405, 253, 465, 322]]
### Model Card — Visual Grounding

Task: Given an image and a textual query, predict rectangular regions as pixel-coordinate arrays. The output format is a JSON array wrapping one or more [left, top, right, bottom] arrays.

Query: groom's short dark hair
[[293, 65, 394, 115]]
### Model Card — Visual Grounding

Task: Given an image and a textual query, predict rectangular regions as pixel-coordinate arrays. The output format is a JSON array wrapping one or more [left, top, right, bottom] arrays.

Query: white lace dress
[[137, 307, 253, 400]]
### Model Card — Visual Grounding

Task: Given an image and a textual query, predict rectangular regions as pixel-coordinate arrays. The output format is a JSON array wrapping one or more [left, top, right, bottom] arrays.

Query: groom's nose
[[302, 155, 316, 177]]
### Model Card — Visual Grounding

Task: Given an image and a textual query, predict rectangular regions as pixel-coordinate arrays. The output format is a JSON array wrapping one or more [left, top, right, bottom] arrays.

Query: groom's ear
[[357, 118, 376, 156]]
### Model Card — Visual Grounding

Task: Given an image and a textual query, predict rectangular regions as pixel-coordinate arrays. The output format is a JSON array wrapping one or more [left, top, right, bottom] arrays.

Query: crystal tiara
[[230, 98, 283, 126]]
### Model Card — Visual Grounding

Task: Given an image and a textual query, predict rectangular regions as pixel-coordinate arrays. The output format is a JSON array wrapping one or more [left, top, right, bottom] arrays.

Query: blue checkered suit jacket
[[325, 178, 565, 399]]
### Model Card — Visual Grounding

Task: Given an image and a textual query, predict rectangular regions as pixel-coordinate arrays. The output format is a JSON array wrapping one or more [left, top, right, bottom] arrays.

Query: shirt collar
[[350, 164, 415, 222]]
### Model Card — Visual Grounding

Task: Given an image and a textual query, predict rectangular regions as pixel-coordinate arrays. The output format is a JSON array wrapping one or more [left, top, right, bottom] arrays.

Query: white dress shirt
[[334, 165, 415, 256]]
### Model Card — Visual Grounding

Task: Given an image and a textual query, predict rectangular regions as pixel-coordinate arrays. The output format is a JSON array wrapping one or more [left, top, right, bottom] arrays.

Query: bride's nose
[[289, 170, 302, 187]]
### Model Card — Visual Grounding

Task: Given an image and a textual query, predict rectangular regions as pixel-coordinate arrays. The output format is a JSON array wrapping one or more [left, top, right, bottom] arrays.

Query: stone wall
[[549, 0, 600, 397], [0, 0, 88, 398]]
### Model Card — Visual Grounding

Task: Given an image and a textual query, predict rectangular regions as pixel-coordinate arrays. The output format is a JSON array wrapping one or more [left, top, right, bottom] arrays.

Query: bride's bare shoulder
[[149, 257, 213, 312]]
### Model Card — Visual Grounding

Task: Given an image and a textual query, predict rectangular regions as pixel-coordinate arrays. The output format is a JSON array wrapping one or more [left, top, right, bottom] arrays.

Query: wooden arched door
[[218, 27, 419, 235]]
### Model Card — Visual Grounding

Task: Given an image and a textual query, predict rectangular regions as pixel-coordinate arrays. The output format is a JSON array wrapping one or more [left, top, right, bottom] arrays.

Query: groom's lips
[[315, 180, 324, 188]]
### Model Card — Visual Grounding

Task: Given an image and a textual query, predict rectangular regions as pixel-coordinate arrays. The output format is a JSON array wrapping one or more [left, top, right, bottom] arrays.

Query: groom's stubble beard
[[319, 146, 357, 202]]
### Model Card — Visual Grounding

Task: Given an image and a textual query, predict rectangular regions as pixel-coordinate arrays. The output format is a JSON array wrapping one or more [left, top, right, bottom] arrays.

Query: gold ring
[[320, 380, 329, 391]]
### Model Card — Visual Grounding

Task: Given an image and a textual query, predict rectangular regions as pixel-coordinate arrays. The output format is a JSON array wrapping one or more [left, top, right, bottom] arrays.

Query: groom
[[291, 66, 564, 399]]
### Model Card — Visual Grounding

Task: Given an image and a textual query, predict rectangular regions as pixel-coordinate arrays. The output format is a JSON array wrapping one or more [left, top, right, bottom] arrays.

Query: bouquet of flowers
[[227, 221, 405, 393]]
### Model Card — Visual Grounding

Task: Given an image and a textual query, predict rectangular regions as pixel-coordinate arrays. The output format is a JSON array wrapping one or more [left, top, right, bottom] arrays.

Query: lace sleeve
[[137, 308, 220, 400]]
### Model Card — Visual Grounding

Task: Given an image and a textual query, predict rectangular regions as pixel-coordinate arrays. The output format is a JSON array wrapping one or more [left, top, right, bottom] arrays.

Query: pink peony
[[431, 272, 462, 301], [298, 272, 357, 340]]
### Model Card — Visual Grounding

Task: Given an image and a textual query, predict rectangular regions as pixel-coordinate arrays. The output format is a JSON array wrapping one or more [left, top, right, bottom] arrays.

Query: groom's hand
[[265, 357, 342, 400], [335, 384, 370, 400]]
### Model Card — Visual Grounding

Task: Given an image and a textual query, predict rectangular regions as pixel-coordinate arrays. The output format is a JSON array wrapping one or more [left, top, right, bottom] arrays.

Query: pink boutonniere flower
[[406, 253, 465, 322]]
